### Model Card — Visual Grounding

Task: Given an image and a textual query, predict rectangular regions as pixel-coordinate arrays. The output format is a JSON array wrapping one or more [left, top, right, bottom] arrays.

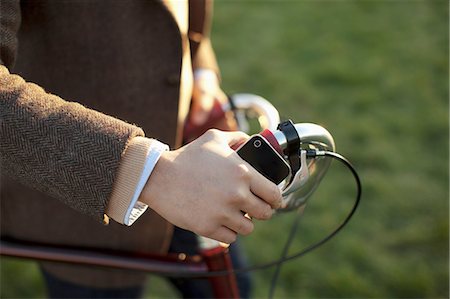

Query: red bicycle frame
[[0, 238, 240, 298]]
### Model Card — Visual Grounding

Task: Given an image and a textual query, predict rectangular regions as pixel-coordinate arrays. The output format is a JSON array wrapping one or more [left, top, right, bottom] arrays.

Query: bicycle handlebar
[[229, 94, 335, 212]]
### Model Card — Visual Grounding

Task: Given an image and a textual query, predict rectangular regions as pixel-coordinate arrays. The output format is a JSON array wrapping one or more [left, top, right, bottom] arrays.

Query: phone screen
[[236, 135, 290, 184]]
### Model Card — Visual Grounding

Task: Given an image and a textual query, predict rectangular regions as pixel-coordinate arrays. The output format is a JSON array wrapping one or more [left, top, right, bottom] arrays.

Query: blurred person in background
[[0, 0, 282, 297]]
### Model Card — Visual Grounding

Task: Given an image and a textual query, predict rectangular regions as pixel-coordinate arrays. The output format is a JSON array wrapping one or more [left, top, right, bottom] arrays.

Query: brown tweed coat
[[0, 0, 218, 287]]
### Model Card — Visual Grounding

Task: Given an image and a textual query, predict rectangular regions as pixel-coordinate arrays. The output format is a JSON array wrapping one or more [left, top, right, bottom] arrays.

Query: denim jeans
[[167, 227, 252, 298]]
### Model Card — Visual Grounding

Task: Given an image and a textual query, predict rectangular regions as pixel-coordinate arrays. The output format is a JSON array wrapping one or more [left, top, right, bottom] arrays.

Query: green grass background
[[1, 0, 448, 298]]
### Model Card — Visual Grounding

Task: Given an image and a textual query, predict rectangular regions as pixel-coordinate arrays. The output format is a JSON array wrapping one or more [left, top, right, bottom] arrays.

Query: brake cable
[[267, 150, 361, 298]]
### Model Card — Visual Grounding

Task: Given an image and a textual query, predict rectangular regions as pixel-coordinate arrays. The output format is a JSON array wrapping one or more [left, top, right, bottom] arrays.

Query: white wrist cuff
[[194, 68, 218, 82], [124, 139, 169, 225]]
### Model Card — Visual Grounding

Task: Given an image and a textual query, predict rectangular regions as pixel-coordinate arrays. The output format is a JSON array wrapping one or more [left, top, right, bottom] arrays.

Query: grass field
[[1, 0, 448, 298]]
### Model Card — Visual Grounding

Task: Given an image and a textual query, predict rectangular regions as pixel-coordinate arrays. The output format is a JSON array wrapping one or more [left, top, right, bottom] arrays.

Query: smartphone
[[236, 134, 291, 184]]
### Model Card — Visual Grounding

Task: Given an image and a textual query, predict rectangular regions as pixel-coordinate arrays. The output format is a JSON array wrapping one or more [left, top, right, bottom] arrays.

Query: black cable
[[268, 207, 305, 299], [161, 150, 362, 279], [266, 150, 361, 298]]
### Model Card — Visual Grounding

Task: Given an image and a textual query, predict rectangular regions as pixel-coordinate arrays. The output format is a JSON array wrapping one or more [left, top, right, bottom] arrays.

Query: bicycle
[[1, 94, 361, 298]]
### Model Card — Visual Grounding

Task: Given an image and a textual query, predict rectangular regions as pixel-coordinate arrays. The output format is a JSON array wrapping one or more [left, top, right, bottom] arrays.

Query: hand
[[190, 69, 229, 126], [186, 69, 238, 143], [140, 129, 283, 244]]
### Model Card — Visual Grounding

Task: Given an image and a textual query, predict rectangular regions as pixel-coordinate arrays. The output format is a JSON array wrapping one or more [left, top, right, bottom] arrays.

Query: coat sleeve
[[0, 0, 145, 223], [189, 0, 220, 76]]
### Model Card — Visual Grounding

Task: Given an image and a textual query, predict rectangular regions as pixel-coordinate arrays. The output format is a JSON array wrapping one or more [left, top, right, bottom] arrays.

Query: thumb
[[220, 131, 250, 149]]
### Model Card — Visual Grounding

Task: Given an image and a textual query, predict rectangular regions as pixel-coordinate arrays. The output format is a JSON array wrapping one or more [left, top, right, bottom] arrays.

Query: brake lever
[[281, 150, 309, 197]]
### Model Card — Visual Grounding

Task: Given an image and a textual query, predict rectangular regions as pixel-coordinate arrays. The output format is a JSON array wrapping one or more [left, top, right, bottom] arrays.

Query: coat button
[[166, 74, 180, 85]]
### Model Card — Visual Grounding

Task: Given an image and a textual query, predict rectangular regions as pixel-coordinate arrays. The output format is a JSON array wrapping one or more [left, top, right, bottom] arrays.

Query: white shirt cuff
[[124, 139, 169, 226], [194, 68, 218, 82]]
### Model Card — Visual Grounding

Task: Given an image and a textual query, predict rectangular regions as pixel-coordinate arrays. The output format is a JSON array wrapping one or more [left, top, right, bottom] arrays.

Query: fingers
[[247, 164, 283, 209], [209, 226, 238, 244], [219, 130, 249, 148], [223, 212, 255, 236], [209, 213, 254, 244], [202, 129, 249, 150], [240, 192, 275, 220]]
